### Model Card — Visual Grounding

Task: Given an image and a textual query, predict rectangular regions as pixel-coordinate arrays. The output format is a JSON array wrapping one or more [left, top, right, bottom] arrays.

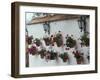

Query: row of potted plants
[[26, 31, 89, 64], [28, 45, 85, 64], [26, 31, 89, 48], [28, 45, 69, 62], [26, 32, 77, 48]]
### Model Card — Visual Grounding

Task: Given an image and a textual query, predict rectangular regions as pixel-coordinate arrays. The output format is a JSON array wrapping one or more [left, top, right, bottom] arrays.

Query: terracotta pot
[[77, 60, 82, 64], [76, 57, 83, 64], [44, 38, 50, 46], [40, 54, 45, 59], [39, 50, 45, 59], [63, 58, 68, 62], [35, 42, 41, 46], [27, 36, 33, 45], [49, 52, 57, 60]]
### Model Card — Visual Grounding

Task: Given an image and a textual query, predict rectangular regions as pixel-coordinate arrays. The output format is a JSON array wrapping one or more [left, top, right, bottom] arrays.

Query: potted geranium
[[26, 36, 33, 45], [38, 49, 46, 59], [73, 50, 83, 64], [59, 52, 68, 62], [50, 51, 57, 60], [43, 37, 50, 46], [66, 35, 76, 48], [45, 51, 51, 61], [55, 31, 63, 47], [35, 38, 41, 46], [28, 45, 38, 55], [81, 33, 89, 46]]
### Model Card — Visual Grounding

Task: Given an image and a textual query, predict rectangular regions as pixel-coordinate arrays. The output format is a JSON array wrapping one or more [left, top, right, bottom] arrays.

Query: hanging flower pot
[[50, 35, 55, 46], [40, 53, 45, 59], [80, 33, 89, 46], [39, 49, 46, 59], [35, 38, 41, 46], [55, 32, 63, 47], [73, 50, 83, 64], [43, 37, 50, 46], [45, 51, 51, 61], [59, 52, 68, 62], [53, 36, 57, 42], [56, 39, 63, 47], [63, 57, 68, 62], [26, 36, 33, 45], [76, 57, 83, 64], [50, 51, 57, 60], [28, 46, 38, 55], [77, 60, 81, 64], [66, 36, 76, 48]]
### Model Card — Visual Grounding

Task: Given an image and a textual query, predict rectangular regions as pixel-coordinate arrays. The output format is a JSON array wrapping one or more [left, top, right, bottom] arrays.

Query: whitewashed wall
[[27, 19, 84, 67], [27, 19, 83, 39], [27, 24, 45, 39], [50, 19, 83, 44]]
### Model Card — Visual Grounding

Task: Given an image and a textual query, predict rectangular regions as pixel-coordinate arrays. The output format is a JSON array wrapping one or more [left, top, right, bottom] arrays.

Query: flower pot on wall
[[40, 53, 45, 59], [35, 38, 41, 46], [26, 36, 33, 45], [59, 52, 68, 62], [28, 46, 38, 55], [81, 33, 89, 46], [55, 33, 63, 47], [76, 57, 83, 64], [43, 37, 50, 46], [39, 49, 46, 59], [73, 50, 83, 64], [77, 60, 81, 64], [66, 36, 76, 48], [56, 39, 63, 47], [63, 57, 68, 62], [50, 51, 57, 60]]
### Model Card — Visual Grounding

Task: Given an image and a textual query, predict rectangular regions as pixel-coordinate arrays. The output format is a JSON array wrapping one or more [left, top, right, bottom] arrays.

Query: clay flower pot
[[76, 57, 83, 64], [39, 49, 46, 59], [26, 36, 33, 45], [45, 51, 51, 60], [73, 51, 83, 64], [28, 46, 38, 55], [35, 38, 41, 46], [77, 60, 81, 64], [66, 36, 76, 48], [63, 57, 68, 62], [43, 37, 50, 46], [40, 53, 45, 59], [55, 34, 63, 47], [59, 52, 68, 62], [50, 51, 57, 60]]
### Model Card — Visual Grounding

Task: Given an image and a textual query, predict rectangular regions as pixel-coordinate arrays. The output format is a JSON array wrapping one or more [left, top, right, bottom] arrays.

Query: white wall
[[27, 19, 82, 67], [27, 24, 44, 38], [27, 19, 82, 39], [50, 19, 82, 39], [0, 0, 100, 80]]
